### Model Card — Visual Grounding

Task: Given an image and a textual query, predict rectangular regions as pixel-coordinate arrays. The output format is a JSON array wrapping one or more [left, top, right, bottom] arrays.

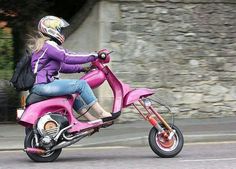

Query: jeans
[[31, 79, 97, 111]]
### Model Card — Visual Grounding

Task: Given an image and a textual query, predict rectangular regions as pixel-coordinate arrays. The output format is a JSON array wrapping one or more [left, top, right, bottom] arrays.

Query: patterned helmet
[[38, 16, 69, 44]]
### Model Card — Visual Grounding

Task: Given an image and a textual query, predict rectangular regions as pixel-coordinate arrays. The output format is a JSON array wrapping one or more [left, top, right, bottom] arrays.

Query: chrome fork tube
[[148, 106, 173, 132], [135, 99, 174, 139], [133, 101, 164, 133]]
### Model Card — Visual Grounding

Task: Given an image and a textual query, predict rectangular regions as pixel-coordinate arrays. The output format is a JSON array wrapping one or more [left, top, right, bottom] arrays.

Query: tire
[[25, 127, 32, 135], [24, 130, 62, 162], [148, 123, 184, 158]]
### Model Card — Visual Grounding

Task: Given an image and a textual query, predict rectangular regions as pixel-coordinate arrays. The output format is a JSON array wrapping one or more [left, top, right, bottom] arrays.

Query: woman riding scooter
[[28, 15, 115, 123]]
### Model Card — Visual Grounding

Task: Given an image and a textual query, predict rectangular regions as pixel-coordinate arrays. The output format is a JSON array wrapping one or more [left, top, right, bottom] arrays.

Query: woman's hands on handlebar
[[83, 49, 112, 73], [80, 49, 112, 74], [82, 66, 91, 73]]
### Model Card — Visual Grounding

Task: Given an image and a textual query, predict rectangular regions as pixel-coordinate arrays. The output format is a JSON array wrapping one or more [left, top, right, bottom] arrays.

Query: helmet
[[38, 16, 69, 44]]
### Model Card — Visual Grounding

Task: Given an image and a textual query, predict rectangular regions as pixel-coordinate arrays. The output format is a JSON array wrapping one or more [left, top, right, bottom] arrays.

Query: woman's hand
[[82, 66, 91, 73], [81, 65, 96, 73]]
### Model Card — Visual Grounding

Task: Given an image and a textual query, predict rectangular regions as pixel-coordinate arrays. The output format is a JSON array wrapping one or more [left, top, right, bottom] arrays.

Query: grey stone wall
[[99, 0, 236, 119]]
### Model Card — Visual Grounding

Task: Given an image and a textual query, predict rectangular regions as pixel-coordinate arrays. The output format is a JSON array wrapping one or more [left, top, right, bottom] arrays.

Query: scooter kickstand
[[101, 121, 114, 128], [89, 127, 100, 136]]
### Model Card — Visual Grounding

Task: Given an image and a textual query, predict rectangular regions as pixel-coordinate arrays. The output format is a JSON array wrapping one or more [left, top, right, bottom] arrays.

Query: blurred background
[[0, 0, 236, 122]]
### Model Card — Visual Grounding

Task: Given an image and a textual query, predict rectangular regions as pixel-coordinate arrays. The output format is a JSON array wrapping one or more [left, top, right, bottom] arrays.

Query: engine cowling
[[37, 113, 69, 138]]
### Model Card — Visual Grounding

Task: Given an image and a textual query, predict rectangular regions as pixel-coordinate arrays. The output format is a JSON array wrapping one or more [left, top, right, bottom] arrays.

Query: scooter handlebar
[[96, 49, 113, 64]]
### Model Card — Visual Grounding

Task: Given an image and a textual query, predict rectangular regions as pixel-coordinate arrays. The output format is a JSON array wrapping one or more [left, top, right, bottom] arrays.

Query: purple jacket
[[31, 41, 97, 84]]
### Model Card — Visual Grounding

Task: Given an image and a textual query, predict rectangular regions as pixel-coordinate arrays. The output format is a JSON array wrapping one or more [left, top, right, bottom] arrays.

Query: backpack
[[9, 49, 47, 91]]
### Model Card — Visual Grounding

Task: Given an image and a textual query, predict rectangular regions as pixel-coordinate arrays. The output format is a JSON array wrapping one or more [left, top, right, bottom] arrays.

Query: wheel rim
[[155, 131, 179, 152]]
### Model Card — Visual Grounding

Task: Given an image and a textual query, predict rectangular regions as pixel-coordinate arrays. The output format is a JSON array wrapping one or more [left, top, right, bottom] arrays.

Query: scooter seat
[[26, 93, 52, 107]]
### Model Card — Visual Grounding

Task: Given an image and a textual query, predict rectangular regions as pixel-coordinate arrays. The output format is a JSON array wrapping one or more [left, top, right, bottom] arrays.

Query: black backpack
[[9, 50, 36, 91]]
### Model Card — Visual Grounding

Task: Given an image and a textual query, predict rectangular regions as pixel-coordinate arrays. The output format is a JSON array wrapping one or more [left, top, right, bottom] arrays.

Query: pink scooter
[[17, 49, 184, 162]]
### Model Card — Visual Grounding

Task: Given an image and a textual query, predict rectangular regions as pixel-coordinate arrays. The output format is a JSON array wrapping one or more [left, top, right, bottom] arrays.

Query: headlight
[[142, 98, 152, 107]]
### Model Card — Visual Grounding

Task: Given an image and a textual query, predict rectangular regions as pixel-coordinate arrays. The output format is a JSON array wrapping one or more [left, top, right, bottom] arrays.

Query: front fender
[[123, 88, 154, 107]]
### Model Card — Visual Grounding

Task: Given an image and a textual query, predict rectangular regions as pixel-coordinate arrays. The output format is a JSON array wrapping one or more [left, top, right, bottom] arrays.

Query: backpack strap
[[34, 48, 48, 74]]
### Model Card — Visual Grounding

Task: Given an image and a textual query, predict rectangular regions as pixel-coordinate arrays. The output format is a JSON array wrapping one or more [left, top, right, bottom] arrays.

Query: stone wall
[[63, 0, 236, 121], [97, 0, 236, 119]]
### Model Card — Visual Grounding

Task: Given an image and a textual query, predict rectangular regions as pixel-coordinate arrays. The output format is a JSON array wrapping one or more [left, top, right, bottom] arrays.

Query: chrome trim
[[53, 125, 73, 141]]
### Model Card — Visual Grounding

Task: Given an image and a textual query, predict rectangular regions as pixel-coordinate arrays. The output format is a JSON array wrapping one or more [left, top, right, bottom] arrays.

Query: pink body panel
[[102, 67, 154, 111], [103, 66, 130, 112], [80, 69, 106, 89], [81, 66, 131, 113], [19, 96, 73, 126], [123, 88, 154, 107], [82, 66, 154, 112], [19, 96, 103, 132]]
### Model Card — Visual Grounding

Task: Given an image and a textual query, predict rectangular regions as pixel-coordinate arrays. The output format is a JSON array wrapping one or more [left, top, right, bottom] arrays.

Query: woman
[[28, 15, 113, 122]]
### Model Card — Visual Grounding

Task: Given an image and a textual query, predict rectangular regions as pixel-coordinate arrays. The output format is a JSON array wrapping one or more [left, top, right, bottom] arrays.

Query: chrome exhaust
[[50, 131, 92, 152], [53, 124, 73, 141]]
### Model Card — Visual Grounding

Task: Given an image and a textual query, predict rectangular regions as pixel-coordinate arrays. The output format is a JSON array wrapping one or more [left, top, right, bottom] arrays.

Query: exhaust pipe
[[24, 130, 92, 154], [24, 147, 46, 155], [54, 124, 73, 141], [50, 131, 92, 151]]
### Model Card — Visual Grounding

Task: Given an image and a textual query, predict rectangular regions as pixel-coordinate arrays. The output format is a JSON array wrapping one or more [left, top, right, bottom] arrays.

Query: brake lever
[[108, 51, 114, 55], [89, 64, 97, 70]]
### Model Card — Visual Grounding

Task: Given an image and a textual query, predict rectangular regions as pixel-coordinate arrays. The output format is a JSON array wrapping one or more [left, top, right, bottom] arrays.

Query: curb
[[76, 133, 236, 147], [1, 117, 236, 151], [1, 133, 236, 151]]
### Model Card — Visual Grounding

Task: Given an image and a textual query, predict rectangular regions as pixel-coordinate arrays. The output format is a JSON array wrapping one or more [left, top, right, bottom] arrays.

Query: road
[[1, 141, 236, 169]]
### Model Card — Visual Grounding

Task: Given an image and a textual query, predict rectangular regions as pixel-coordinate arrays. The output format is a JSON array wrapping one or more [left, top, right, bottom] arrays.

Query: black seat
[[26, 93, 52, 107], [26, 93, 73, 107]]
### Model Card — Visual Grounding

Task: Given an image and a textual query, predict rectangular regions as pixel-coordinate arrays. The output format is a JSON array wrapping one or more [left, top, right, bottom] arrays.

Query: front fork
[[132, 98, 175, 140]]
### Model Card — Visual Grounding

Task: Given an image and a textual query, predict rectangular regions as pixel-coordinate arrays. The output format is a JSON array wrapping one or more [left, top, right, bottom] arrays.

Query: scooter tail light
[[20, 95, 26, 108], [17, 95, 26, 120], [16, 108, 24, 120]]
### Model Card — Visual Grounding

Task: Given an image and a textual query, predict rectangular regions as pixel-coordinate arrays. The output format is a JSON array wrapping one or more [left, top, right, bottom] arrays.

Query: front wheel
[[148, 123, 184, 158], [24, 130, 62, 162]]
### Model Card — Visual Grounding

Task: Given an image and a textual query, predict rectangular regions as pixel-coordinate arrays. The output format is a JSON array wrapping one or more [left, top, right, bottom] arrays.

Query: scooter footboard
[[123, 88, 154, 107]]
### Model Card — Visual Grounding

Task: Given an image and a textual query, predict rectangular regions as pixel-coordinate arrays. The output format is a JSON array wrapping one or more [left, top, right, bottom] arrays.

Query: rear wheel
[[25, 127, 32, 135], [148, 123, 184, 158], [24, 130, 62, 162]]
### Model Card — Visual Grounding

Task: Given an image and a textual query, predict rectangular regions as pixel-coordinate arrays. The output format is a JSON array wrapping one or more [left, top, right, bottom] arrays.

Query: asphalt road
[[0, 141, 236, 169]]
